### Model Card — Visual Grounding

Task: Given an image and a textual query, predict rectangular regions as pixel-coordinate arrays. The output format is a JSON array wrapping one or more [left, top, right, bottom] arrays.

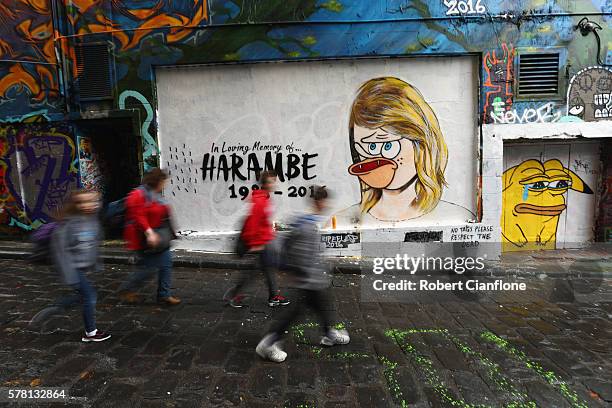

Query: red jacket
[[241, 189, 274, 248], [124, 187, 170, 251]]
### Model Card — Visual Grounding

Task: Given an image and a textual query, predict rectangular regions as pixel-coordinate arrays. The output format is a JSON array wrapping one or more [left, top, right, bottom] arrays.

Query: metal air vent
[[517, 52, 560, 97], [75, 43, 113, 101]]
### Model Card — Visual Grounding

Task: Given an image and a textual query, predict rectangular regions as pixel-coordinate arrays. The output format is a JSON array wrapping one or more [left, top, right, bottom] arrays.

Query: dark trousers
[[57, 269, 97, 333], [120, 249, 173, 298], [271, 288, 332, 341], [232, 244, 278, 299]]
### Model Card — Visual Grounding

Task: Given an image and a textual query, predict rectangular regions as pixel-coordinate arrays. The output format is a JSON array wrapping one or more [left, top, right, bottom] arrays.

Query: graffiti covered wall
[[156, 57, 479, 234], [1, 0, 611, 237], [0, 0, 62, 118], [0, 120, 79, 230], [502, 141, 600, 251]]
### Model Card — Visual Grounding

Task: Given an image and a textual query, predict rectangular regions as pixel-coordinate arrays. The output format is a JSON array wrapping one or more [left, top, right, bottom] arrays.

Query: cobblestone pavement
[[0, 259, 611, 407]]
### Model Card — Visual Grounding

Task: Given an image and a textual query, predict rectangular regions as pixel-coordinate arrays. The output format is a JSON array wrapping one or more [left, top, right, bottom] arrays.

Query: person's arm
[[126, 189, 157, 243]]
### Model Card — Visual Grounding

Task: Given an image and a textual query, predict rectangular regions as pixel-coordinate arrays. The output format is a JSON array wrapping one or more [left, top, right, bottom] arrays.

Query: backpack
[[104, 197, 127, 230], [29, 222, 59, 264], [103, 186, 150, 230]]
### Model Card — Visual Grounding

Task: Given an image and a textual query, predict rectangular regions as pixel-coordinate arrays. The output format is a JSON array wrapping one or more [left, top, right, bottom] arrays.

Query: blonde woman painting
[[333, 77, 474, 227]]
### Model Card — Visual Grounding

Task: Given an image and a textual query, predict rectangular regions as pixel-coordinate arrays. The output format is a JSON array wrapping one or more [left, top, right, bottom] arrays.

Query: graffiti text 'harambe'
[[200, 152, 318, 182]]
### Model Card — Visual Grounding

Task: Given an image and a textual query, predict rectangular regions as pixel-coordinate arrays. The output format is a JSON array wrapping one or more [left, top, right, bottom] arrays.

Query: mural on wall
[[118, 90, 158, 168], [64, 0, 207, 52], [156, 58, 479, 233], [1, 0, 611, 237], [491, 102, 562, 124], [501, 158, 593, 252], [482, 44, 514, 124], [334, 77, 474, 227], [77, 136, 104, 194], [0, 120, 78, 230], [567, 66, 612, 121], [0, 0, 60, 118]]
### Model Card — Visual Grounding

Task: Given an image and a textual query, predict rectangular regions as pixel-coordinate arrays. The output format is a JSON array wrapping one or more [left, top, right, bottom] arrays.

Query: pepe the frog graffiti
[[502, 159, 593, 251], [333, 77, 474, 227]]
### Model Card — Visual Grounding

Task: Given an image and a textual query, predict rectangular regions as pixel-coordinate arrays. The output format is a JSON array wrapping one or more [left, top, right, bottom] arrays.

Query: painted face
[[501, 159, 593, 250], [349, 126, 416, 190], [567, 67, 612, 121]]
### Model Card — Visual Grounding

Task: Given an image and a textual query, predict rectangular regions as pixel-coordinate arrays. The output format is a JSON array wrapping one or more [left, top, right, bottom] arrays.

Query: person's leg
[[29, 287, 80, 327], [55, 288, 82, 309], [257, 290, 305, 362], [78, 271, 111, 342], [226, 264, 255, 305], [156, 249, 174, 299], [77, 271, 97, 334], [119, 252, 156, 293], [270, 294, 305, 340], [305, 289, 332, 334], [260, 246, 278, 300], [312, 288, 350, 346]]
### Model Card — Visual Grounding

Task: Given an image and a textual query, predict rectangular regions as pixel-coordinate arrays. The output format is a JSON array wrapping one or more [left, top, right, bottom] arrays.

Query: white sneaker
[[321, 329, 350, 346], [256, 334, 287, 363]]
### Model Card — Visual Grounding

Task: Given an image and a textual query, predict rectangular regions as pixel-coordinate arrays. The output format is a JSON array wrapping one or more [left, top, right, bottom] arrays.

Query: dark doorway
[[75, 117, 142, 237]]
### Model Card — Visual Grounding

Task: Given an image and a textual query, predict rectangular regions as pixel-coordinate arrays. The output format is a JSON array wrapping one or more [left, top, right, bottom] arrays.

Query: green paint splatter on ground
[[286, 325, 587, 408], [379, 356, 409, 408], [386, 329, 536, 408], [480, 331, 588, 408]]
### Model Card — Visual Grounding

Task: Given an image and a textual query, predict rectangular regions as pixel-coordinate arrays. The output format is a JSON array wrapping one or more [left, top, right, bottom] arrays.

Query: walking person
[[256, 186, 349, 362], [226, 170, 290, 308], [32, 189, 111, 342], [119, 168, 181, 305]]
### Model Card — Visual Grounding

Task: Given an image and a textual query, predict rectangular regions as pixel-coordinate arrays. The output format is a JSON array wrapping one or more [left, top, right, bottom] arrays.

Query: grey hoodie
[[284, 214, 330, 290], [51, 215, 102, 285]]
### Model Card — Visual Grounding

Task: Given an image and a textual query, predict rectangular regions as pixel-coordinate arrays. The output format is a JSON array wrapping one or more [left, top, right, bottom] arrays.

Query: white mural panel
[[156, 57, 479, 233]]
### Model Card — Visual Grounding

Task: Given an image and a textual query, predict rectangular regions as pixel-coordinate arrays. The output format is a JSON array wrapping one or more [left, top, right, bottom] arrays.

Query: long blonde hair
[[349, 77, 448, 214]]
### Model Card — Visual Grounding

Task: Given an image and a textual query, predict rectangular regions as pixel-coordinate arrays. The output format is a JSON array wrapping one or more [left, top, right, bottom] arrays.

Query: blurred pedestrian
[[119, 168, 180, 305], [225, 170, 290, 308], [31, 189, 110, 343], [256, 186, 349, 362]]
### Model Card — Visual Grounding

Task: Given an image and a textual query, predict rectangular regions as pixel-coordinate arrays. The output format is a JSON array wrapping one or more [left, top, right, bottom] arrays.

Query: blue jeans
[[56, 269, 97, 333], [121, 249, 173, 298]]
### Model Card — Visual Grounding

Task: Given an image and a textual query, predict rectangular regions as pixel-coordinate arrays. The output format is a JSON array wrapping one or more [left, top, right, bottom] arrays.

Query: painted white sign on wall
[[156, 57, 479, 232]]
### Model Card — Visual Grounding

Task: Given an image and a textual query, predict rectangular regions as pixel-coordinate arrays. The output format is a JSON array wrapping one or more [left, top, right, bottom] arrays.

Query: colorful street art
[[491, 102, 562, 124], [0, 120, 78, 230], [118, 90, 158, 168], [1, 0, 611, 235], [335, 77, 474, 227], [567, 66, 612, 121], [501, 159, 593, 251], [0, 0, 60, 117], [77, 135, 104, 194], [64, 0, 207, 52], [482, 44, 515, 124]]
